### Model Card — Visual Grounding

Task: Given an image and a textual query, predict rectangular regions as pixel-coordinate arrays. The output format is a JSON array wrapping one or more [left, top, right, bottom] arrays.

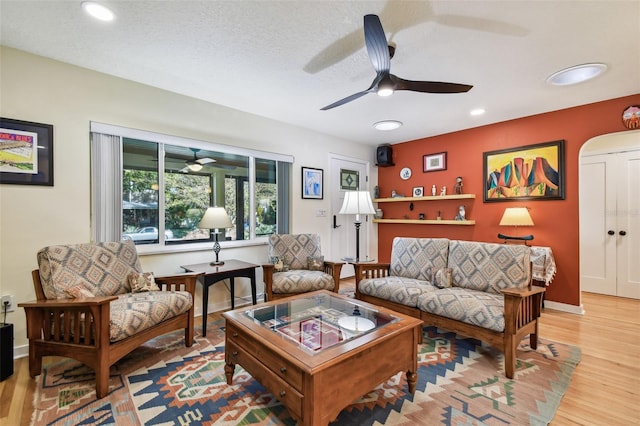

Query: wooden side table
[[181, 259, 259, 336]]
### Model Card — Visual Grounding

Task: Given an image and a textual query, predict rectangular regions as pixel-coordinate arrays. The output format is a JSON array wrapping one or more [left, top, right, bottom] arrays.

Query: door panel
[[329, 156, 369, 278], [580, 156, 616, 295], [617, 151, 640, 299]]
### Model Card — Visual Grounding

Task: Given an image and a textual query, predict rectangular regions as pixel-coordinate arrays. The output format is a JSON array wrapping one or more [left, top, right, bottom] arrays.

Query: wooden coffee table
[[223, 290, 422, 426]]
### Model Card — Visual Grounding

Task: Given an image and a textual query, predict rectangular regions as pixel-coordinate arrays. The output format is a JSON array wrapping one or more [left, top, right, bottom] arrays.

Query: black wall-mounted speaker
[[376, 145, 394, 167]]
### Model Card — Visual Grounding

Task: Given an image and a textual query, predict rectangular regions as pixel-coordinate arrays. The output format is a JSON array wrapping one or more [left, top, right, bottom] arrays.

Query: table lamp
[[339, 190, 376, 262], [199, 207, 232, 265], [498, 207, 534, 245]]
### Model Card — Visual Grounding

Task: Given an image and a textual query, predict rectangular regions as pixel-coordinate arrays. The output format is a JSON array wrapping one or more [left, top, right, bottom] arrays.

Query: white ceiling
[[1, 1, 639, 146]]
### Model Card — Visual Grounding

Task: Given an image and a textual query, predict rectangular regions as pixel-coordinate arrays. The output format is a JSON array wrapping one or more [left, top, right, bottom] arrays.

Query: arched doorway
[[579, 130, 640, 299]]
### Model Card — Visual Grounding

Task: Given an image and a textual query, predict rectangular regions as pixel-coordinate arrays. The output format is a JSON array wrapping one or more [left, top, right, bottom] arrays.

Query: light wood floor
[[1, 289, 638, 426]]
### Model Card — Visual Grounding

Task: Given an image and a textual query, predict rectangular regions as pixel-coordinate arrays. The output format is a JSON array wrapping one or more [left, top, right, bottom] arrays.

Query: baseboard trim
[[544, 300, 585, 315]]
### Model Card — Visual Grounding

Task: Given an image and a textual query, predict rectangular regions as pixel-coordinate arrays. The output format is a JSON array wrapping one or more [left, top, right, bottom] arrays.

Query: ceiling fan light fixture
[[373, 120, 403, 131], [546, 63, 607, 86], [187, 163, 203, 172], [81, 1, 115, 22], [377, 75, 395, 97]]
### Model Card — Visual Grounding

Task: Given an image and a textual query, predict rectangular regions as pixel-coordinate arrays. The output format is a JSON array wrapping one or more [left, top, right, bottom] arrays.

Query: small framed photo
[[412, 186, 424, 197], [423, 152, 447, 172], [301, 166, 323, 199], [0, 117, 54, 186]]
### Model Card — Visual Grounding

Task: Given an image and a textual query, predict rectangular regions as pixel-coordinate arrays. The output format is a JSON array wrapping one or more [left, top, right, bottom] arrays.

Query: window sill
[[134, 238, 269, 256]]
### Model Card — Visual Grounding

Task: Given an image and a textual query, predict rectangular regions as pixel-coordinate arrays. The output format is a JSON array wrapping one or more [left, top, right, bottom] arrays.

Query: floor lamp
[[339, 190, 376, 262], [199, 207, 233, 265]]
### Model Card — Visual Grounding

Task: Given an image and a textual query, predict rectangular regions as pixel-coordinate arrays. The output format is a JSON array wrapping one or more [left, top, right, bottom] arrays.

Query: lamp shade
[[339, 191, 376, 221], [499, 207, 534, 227], [199, 207, 232, 230]]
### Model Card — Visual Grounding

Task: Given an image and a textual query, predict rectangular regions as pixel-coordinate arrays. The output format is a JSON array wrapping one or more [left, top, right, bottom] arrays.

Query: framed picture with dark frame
[[0, 117, 54, 186], [301, 166, 323, 199], [423, 152, 447, 172], [483, 140, 565, 202]]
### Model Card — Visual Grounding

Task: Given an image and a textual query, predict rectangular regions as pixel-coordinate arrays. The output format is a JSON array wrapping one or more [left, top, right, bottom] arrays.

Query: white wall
[[0, 46, 378, 352]]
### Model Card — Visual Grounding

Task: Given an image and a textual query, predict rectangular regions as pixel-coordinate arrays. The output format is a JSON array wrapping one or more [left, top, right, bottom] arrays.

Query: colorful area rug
[[31, 320, 580, 426]]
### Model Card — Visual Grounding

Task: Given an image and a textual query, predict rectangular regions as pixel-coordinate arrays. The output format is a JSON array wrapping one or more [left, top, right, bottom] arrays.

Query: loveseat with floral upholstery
[[354, 237, 545, 379], [19, 240, 202, 398]]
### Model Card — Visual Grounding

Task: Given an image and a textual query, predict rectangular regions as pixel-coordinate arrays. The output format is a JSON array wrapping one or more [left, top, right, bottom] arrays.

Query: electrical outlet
[[1, 295, 15, 313]]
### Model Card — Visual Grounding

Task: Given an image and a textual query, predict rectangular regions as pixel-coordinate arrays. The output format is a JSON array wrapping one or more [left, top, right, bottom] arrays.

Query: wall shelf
[[374, 194, 475, 203], [373, 219, 475, 225], [373, 193, 476, 225]]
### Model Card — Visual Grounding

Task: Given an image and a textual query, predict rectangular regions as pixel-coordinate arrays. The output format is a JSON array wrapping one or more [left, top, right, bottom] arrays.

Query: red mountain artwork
[[487, 156, 559, 199]]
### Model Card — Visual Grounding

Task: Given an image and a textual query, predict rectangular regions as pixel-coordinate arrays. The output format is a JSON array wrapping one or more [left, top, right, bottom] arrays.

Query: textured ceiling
[[1, 1, 639, 145]]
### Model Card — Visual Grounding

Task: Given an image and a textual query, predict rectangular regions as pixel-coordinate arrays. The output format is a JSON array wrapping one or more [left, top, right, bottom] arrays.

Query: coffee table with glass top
[[223, 290, 422, 426]]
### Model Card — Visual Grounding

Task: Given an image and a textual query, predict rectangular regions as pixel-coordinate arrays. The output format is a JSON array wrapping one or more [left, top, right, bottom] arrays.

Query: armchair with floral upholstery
[[18, 240, 202, 398], [262, 233, 344, 300]]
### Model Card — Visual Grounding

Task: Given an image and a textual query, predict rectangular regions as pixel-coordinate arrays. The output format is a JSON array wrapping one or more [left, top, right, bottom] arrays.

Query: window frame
[[90, 122, 292, 255]]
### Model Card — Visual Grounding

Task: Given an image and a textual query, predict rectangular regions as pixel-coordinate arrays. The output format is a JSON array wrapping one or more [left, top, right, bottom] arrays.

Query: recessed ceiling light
[[546, 63, 607, 86], [82, 1, 115, 22], [373, 120, 403, 131], [470, 108, 486, 116]]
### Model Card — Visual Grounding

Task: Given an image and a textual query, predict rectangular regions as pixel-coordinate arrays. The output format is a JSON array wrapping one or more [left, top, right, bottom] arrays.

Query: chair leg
[[28, 345, 42, 378], [505, 335, 516, 379], [95, 365, 110, 398], [529, 320, 539, 349]]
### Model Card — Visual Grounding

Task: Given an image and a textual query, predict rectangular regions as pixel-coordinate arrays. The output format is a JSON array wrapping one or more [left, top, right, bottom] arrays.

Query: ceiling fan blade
[[320, 90, 372, 111], [179, 166, 189, 173], [364, 14, 390, 74], [197, 158, 216, 165], [320, 73, 384, 111], [391, 74, 473, 93]]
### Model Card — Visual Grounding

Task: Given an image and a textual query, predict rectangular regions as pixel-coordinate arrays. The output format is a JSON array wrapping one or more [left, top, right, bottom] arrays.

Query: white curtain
[[90, 132, 122, 242]]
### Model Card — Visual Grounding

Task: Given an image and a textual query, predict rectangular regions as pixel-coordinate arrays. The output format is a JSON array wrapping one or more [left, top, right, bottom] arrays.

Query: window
[[91, 123, 291, 249]]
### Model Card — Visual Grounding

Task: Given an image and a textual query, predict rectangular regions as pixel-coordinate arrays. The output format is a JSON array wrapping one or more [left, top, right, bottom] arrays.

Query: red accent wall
[[377, 94, 640, 307]]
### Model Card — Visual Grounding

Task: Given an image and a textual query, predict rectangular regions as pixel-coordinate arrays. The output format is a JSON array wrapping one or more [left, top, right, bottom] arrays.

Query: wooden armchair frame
[[19, 270, 203, 398], [262, 261, 343, 301]]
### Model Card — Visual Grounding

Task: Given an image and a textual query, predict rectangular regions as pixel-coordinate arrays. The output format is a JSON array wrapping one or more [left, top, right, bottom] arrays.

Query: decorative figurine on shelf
[[374, 185, 380, 199], [374, 208, 383, 219], [431, 184, 437, 196], [391, 190, 404, 198], [437, 210, 442, 220], [419, 213, 425, 220], [454, 176, 463, 194], [440, 186, 447, 196], [454, 205, 466, 221]]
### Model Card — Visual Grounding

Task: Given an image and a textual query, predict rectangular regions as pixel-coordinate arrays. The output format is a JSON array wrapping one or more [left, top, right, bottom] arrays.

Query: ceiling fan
[[180, 148, 216, 173], [320, 14, 473, 111]]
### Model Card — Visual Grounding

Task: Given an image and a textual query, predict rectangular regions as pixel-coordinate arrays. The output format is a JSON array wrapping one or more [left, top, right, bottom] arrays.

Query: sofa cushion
[[268, 234, 323, 270], [109, 290, 193, 342], [37, 240, 142, 300], [272, 270, 335, 294], [447, 240, 531, 294], [417, 287, 505, 332], [390, 237, 449, 281], [359, 276, 438, 307]]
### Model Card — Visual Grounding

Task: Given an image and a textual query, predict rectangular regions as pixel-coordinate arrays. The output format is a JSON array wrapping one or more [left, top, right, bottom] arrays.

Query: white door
[[580, 154, 617, 295], [616, 150, 640, 298], [329, 155, 370, 278], [580, 149, 640, 299]]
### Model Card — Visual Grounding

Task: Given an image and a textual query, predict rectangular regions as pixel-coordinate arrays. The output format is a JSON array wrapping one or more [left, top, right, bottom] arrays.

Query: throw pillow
[[270, 256, 289, 272], [433, 268, 453, 289], [65, 284, 95, 299], [308, 256, 324, 271], [128, 272, 160, 292]]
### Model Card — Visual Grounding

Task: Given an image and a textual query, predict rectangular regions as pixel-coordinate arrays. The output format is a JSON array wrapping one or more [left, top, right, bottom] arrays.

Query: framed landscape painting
[[0, 117, 54, 186], [483, 140, 565, 202]]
